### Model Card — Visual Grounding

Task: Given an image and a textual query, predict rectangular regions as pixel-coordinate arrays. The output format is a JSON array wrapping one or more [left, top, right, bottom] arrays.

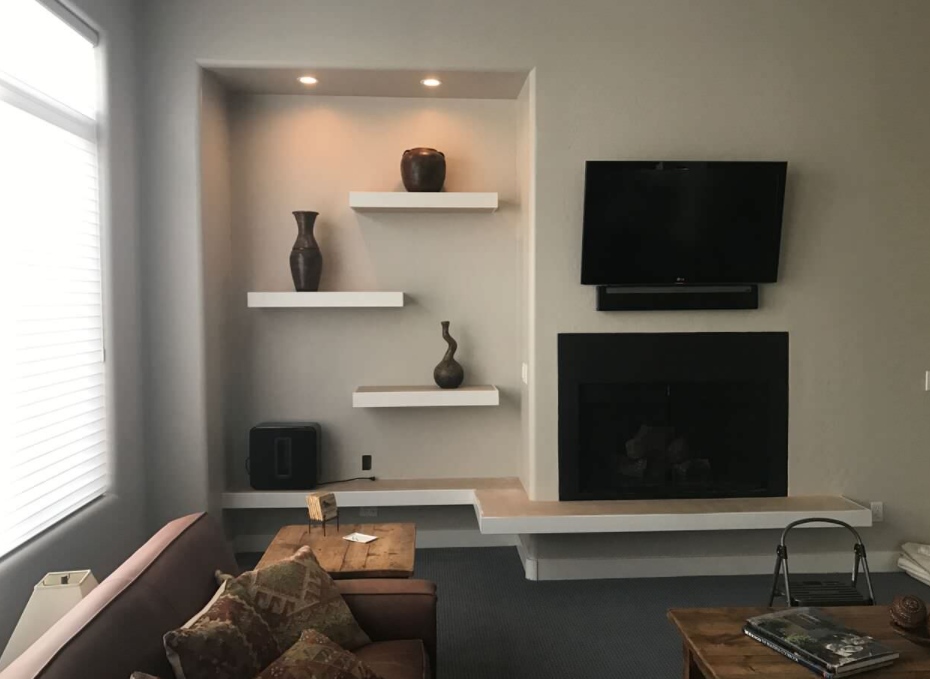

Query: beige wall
[[222, 94, 523, 484], [200, 72, 233, 516], [140, 0, 930, 558]]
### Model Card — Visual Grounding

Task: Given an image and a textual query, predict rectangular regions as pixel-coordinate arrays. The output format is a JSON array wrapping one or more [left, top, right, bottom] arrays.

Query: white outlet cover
[[521, 362, 529, 385]]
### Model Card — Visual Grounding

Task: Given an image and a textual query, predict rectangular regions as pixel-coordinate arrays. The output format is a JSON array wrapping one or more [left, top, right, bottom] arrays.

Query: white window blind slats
[[6, 472, 108, 549], [3, 478, 107, 554], [14, 363, 104, 395], [11, 454, 106, 506], [17, 372, 104, 407], [13, 428, 105, 475], [11, 457, 106, 508], [0, 0, 105, 560], [16, 385, 105, 428], [13, 435, 105, 478]]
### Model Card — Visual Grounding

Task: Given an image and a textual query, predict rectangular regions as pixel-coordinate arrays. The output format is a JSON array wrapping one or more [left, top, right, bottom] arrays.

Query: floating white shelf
[[221, 479, 871, 536], [353, 385, 500, 408], [349, 191, 498, 213], [222, 478, 521, 510], [247, 292, 404, 308]]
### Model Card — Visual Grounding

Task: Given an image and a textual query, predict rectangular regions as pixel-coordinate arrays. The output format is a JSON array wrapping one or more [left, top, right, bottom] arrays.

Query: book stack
[[744, 608, 899, 678]]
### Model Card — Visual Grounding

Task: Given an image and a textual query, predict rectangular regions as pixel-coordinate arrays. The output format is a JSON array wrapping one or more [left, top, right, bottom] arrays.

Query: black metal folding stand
[[768, 517, 875, 607]]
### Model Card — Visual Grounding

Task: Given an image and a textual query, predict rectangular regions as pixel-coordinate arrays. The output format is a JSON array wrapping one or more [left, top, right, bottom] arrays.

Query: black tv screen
[[581, 161, 787, 285]]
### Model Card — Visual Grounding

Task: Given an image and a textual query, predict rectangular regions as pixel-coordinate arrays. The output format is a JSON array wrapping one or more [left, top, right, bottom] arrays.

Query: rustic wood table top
[[256, 523, 416, 578], [668, 606, 930, 678]]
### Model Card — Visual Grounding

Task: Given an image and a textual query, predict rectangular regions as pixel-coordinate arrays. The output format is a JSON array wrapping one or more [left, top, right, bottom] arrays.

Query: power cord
[[318, 476, 377, 485]]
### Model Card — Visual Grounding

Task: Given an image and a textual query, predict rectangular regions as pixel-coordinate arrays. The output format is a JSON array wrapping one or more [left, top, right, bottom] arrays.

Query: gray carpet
[[241, 547, 930, 678]]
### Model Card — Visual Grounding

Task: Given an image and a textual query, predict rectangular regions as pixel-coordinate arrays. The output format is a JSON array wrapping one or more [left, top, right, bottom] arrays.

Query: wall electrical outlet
[[925, 370, 930, 392], [359, 506, 378, 518], [521, 362, 529, 385], [361, 454, 372, 471], [870, 501, 884, 523]]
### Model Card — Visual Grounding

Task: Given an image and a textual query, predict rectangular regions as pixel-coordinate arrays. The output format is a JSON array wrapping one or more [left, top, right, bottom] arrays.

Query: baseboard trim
[[520, 550, 900, 581], [233, 530, 518, 554]]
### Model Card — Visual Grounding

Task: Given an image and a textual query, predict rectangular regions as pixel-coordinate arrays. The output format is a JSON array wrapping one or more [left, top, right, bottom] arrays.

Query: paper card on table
[[343, 532, 378, 543]]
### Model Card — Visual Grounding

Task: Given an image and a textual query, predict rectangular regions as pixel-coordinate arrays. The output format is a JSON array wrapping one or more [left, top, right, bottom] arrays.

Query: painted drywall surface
[[138, 0, 930, 557], [0, 0, 146, 649], [200, 72, 233, 517], [517, 73, 537, 499], [222, 94, 521, 484]]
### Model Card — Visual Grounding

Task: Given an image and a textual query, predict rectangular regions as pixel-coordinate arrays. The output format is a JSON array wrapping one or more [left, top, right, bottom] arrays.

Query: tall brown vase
[[433, 321, 464, 389], [290, 211, 322, 292]]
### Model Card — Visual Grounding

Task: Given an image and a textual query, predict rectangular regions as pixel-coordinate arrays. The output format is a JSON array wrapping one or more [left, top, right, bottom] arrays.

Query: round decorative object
[[401, 148, 446, 192], [890, 595, 928, 629], [290, 211, 323, 292], [433, 320, 464, 389]]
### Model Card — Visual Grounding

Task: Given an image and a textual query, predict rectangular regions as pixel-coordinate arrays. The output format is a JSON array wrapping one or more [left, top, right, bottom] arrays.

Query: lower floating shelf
[[353, 385, 500, 408]]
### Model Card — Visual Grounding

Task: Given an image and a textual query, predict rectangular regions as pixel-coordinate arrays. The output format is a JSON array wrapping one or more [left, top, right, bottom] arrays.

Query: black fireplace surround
[[558, 332, 788, 501]]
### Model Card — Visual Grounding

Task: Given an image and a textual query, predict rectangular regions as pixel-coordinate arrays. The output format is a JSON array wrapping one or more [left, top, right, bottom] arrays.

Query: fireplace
[[558, 333, 788, 501]]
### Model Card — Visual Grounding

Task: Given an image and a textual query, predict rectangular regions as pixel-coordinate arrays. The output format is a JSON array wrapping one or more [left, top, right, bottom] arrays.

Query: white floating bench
[[222, 478, 871, 534], [349, 191, 498, 213], [474, 490, 873, 534], [352, 385, 500, 408], [247, 292, 404, 308]]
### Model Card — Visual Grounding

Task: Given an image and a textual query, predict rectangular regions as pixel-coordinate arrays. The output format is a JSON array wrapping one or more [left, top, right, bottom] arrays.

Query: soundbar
[[596, 284, 759, 311]]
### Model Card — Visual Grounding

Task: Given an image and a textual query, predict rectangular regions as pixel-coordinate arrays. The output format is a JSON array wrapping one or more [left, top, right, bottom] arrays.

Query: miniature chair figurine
[[768, 517, 875, 607], [306, 492, 339, 536]]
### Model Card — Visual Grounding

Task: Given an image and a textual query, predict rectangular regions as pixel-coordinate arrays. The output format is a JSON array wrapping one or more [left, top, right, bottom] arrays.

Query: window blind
[[0, 0, 105, 558]]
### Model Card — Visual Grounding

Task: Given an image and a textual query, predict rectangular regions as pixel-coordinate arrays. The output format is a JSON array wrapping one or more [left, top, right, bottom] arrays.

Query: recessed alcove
[[199, 66, 534, 504]]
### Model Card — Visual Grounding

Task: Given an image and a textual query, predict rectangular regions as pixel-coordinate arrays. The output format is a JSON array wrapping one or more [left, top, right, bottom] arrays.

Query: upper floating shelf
[[349, 192, 498, 213], [247, 292, 404, 308]]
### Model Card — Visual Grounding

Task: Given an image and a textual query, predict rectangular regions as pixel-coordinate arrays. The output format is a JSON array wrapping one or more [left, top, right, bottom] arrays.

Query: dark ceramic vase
[[290, 211, 323, 292], [433, 321, 464, 389], [401, 148, 446, 192]]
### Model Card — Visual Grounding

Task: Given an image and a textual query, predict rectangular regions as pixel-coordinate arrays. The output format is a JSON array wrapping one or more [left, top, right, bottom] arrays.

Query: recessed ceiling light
[[420, 78, 442, 87], [298, 76, 318, 85]]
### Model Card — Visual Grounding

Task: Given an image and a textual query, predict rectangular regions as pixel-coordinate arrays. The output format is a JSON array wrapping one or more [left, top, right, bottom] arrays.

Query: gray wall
[[138, 0, 930, 559], [220, 93, 522, 484], [0, 0, 146, 647]]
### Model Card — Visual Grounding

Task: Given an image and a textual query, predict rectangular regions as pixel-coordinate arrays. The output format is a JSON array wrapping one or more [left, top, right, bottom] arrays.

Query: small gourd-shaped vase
[[433, 321, 464, 389], [290, 211, 322, 292]]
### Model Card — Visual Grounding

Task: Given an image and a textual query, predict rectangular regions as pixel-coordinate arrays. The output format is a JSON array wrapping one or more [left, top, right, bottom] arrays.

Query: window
[[0, 0, 106, 558]]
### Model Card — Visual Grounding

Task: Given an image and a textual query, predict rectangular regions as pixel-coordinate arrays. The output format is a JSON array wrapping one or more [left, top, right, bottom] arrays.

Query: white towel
[[901, 542, 930, 576], [899, 554, 930, 588]]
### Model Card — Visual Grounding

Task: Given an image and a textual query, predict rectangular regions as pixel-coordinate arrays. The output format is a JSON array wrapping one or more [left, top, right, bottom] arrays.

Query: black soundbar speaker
[[596, 284, 759, 311], [249, 422, 321, 490]]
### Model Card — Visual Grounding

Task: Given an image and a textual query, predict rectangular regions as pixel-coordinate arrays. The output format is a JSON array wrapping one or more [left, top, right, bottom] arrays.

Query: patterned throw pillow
[[227, 546, 371, 651], [256, 630, 382, 679], [163, 580, 280, 679]]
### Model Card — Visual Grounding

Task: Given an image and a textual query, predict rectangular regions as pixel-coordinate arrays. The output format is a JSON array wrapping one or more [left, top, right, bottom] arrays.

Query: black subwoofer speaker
[[248, 422, 321, 490]]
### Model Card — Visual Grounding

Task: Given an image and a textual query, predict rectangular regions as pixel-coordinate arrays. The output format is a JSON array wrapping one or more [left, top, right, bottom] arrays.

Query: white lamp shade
[[0, 571, 98, 670]]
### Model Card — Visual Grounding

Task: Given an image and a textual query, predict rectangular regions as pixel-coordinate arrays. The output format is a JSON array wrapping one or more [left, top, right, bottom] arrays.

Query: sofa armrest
[[336, 579, 437, 670]]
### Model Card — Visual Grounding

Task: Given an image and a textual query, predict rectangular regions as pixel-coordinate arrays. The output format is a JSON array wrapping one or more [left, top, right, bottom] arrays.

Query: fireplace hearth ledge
[[473, 489, 871, 534]]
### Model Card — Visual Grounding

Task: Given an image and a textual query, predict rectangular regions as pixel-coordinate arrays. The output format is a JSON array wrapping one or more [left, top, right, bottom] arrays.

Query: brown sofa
[[0, 513, 436, 679]]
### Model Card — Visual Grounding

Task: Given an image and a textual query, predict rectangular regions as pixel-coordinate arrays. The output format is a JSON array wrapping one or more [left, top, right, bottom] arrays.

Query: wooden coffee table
[[256, 523, 416, 578], [669, 607, 930, 678]]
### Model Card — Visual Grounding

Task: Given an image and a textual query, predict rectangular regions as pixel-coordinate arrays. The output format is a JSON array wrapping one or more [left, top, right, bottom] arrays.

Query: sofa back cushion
[[1, 513, 238, 679]]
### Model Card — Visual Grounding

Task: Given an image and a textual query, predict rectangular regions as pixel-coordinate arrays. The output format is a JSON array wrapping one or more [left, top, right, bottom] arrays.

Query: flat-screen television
[[581, 161, 787, 285]]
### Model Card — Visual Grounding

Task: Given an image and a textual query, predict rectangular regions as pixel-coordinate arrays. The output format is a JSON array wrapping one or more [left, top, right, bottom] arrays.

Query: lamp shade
[[0, 570, 98, 669]]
